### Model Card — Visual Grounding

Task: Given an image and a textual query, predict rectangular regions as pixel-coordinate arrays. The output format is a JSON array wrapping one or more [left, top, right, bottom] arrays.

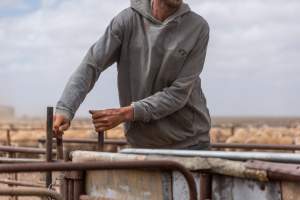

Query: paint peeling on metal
[[173, 171, 200, 200], [212, 175, 281, 200]]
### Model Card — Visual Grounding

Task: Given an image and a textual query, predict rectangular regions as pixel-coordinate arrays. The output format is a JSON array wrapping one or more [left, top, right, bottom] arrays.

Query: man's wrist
[[120, 106, 134, 122]]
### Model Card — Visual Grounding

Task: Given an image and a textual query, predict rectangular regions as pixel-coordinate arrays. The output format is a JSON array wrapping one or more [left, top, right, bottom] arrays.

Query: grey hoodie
[[56, 0, 211, 148]]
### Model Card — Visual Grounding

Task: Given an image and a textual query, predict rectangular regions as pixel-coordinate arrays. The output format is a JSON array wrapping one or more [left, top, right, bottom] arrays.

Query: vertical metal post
[[46, 107, 53, 187], [97, 131, 104, 151], [200, 173, 212, 200], [56, 133, 65, 198], [230, 125, 236, 136], [56, 136, 63, 161], [6, 129, 18, 200], [68, 179, 74, 200]]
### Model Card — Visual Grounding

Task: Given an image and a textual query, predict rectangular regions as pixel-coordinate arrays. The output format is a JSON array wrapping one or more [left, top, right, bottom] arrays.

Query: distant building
[[0, 105, 15, 120]]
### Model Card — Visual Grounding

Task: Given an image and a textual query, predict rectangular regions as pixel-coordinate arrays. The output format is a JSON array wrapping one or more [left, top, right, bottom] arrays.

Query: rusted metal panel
[[281, 181, 300, 200], [246, 160, 300, 181], [212, 175, 233, 200], [85, 170, 171, 200], [212, 175, 281, 200]]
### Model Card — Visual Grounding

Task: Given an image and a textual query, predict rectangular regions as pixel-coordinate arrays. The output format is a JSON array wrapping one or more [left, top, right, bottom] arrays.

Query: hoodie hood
[[131, 0, 191, 25]]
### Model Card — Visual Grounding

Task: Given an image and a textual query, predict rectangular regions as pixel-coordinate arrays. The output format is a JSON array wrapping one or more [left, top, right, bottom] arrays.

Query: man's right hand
[[53, 114, 71, 137]]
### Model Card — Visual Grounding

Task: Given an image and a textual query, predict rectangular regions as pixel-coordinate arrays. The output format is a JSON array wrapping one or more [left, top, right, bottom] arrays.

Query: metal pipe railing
[[121, 149, 300, 163], [0, 160, 198, 200], [211, 143, 300, 151], [1, 142, 300, 157], [0, 179, 44, 188], [38, 138, 127, 145], [0, 145, 56, 155], [0, 157, 44, 163], [0, 188, 63, 200]]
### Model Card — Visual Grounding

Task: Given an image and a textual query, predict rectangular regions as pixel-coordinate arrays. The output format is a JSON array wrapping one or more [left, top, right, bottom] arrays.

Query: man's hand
[[53, 114, 71, 137], [89, 106, 134, 132]]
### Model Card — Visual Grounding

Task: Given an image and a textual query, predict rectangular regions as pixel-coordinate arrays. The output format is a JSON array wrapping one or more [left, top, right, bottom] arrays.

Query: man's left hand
[[89, 106, 134, 132]]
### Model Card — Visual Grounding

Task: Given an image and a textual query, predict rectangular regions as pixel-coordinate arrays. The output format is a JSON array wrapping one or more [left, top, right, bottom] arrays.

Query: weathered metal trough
[[1, 107, 300, 200], [2, 149, 300, 200], [65, 149, 300, 200]]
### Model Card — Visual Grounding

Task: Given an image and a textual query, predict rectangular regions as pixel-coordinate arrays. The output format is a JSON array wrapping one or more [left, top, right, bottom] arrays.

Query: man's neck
[[151, 0, 179, 22]]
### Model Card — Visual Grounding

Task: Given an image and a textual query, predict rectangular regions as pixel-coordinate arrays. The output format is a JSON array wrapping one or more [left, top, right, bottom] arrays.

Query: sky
[[0, 0, 299, 118]]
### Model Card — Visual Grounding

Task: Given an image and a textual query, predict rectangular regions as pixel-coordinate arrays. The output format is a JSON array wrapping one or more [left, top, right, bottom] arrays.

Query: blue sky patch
[[0, 0, 41, 17]]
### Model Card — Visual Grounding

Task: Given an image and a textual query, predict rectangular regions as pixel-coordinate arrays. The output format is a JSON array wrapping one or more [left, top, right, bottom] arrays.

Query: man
[[54, 0, 211, 149]]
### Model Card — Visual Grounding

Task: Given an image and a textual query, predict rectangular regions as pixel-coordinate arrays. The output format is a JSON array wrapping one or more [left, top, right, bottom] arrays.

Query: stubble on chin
[[163, 0, 183, 9]]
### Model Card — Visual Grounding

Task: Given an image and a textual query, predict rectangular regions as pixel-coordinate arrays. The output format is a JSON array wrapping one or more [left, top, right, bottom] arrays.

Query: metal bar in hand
[[46, 106, 53, 187], [56, 135, 63, 160], [97, 131, 104, 151]]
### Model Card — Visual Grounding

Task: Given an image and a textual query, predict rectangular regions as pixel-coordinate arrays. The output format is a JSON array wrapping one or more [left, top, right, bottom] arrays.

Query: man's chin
[[164, 0, 183, 9]]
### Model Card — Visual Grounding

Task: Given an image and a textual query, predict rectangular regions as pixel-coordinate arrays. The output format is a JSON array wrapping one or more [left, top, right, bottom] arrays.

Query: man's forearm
[[56, 56, 101, 120]]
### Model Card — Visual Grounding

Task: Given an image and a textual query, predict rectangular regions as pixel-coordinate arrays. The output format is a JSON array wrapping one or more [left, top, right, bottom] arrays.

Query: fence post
[[46, 107, 53, 187], [97, 131, 104, 152]]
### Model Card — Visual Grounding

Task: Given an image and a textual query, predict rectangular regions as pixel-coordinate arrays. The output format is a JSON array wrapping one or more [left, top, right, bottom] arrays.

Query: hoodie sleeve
[[132, 24, 209, 122], [55, 13, 126, 120]]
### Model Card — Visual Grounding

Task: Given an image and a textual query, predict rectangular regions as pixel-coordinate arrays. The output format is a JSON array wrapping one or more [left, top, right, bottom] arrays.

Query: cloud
[[0, 0, 299, 117], [0, 0, 25, 8]]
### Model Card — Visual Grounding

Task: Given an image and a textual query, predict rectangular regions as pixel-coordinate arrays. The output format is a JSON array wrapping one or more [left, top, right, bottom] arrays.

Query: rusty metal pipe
[[73, 179, 83, 200], [55, 132, 65, 199], [0, 160, 197, 200], [97, 131, 104, 151], [56, 136, 64, 160], [0, 187, 63, 200], [46, 106, 53, 187], [0, 145, 56, 155], [67, 171, 84, 200], [0, 157, 44, 163], [38, 138, 127, 145], [0, 128, 44, 131], [64, 179, 69, 200], [0, 179, 44, 188], [200, 174, 212, 200], [211, 143, 300, 151]]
